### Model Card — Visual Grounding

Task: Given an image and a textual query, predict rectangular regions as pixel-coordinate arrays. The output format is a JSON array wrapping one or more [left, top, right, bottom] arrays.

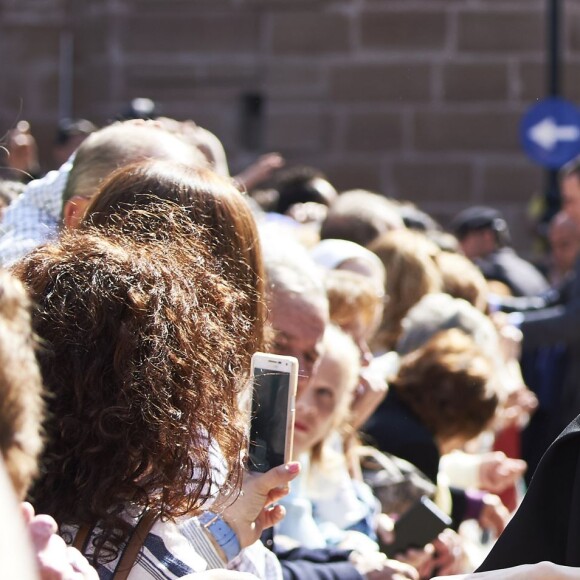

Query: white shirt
[[0, 158, 72, 266]]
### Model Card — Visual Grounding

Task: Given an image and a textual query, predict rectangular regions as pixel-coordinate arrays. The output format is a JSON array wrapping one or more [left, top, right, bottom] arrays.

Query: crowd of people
[[1, 112, 580, 580]]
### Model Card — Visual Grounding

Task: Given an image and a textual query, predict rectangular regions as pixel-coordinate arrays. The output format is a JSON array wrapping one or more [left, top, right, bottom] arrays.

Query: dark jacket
[[260, 529, 364, 580], [362, 388, 467, 527], [478, 413, 580, 569], [501, 257, 580, 429], [477, 247, 549, 297]]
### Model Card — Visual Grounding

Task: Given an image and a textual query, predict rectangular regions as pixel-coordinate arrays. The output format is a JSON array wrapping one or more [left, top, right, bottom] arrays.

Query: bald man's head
[[61, 122, 208, 227]]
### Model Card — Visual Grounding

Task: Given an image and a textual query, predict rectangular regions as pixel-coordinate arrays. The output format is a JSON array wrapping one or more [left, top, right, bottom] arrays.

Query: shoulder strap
[[112, 508, 158, 580], [72, 523, 94, 553]]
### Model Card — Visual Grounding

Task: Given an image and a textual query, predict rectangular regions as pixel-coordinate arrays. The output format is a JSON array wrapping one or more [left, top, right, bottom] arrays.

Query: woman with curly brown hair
[[14, 217, 297, 579], [82, 159, 266, 359]]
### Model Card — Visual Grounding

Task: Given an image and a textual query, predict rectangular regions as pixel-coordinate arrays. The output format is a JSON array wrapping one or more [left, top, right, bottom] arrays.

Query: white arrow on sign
[[528, 117, 580, 151]]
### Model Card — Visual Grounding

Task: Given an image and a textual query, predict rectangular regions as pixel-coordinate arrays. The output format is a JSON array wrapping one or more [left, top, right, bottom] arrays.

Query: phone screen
[[248, 366, 291, 472]]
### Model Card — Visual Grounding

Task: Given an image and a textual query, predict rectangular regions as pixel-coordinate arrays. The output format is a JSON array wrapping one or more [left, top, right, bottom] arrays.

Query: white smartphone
[[248, 352, 299, 473]]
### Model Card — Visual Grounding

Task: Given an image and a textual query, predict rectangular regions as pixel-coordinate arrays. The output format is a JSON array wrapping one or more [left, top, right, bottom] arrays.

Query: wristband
[[198, 511, 241, 561]]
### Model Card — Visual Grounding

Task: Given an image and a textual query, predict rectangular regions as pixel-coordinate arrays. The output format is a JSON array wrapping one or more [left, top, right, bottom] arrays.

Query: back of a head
[[325, 269, 382, 331], [370, 229, 443, 351], [394, 328, 498, 441], [62, 122, 207, 208], [0, 270, 43, 500], [84, 159, 266, 354], [397, 293, 497, 357], [271, 166, 337, 214], [264, 239, 327, 307], [436, 251, 488, 312], [154, 118, 230, 177], [320, 190, 404, 247], [398, 203, 440, 232], [14, 226, 250, 559]]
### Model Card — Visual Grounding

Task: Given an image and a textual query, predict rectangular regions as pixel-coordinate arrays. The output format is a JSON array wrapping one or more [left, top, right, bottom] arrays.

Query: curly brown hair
[[14, 219, 251, 563], [392, 329, 499, 442], [83, 159, 266, 358], [0, 270, 44, 500]]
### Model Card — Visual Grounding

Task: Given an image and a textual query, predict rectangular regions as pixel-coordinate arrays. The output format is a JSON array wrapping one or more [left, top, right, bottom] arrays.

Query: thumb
[[254, 462, 301, 495], [28, 514, 58, 550]]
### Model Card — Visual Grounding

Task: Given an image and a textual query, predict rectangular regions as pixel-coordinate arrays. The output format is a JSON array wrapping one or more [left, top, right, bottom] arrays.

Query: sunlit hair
[[393, 329, 499, 442], [14, 220, 250, 563], [370, 230, 443, 352], [83, 159, 266, 358], [325, 269, 383, 334], [320, 189, 404, 247], [435, 251, 488, 312], [61, 122, 205, 207], [0, 270, 43, 500], [310, 325, 360, 464]]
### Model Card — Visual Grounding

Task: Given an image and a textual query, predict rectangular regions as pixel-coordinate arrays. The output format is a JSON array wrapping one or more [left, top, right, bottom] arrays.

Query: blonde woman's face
[[292, 350, 352, 458]]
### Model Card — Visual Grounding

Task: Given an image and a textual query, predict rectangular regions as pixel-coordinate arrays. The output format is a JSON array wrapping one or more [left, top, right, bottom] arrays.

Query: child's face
[[292, 350, 352, 458]]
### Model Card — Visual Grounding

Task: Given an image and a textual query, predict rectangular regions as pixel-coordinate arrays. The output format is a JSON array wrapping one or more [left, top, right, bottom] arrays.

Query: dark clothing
[[279, 547, 364, 580], [478, 413, 580, 570], [476, 247, 549, 297], [520, 345, 568, 482], [500, 258, 580, 430], [260, 529, 363, 580], [362, 389, 467, 527], [363, 388, 439, 482]]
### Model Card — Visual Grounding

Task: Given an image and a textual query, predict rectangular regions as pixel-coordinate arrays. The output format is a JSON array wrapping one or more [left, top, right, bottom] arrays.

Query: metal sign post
[[545, 0, 562, 220]]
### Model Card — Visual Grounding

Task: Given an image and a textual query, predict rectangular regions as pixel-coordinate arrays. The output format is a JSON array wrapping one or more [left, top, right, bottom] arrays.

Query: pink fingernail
[[285, 462, 300, 474]]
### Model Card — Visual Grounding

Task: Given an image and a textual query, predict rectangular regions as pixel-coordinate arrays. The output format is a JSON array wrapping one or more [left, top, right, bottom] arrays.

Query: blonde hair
[[326, 270, 383, 332], [436, 251, 488, 312], [370, 230, 443, 351], [311, 325, 360, 464]]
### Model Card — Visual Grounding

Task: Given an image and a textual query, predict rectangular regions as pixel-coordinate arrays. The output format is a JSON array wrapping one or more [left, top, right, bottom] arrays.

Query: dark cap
[[450, 206, 505, 240]]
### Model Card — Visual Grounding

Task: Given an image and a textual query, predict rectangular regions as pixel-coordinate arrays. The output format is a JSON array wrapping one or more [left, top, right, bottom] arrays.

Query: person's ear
[[62, 195, 91, 229]]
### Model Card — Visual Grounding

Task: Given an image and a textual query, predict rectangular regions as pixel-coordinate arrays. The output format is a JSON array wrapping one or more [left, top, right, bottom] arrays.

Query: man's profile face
[[268, 291, 327, 395], [562, 175, 580, 228], [459, 228, 495, 261]]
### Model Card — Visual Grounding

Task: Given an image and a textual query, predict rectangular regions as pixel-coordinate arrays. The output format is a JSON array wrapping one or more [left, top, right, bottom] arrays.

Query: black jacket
[[362, 388, 467, 527], [500, 257, 580, 429], [478, 413, 580, 569]]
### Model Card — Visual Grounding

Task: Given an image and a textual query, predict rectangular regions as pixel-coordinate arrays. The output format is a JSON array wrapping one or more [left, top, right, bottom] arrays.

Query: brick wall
[[2, 0, 580, 250]]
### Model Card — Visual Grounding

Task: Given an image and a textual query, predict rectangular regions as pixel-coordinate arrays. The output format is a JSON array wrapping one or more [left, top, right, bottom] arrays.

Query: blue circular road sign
[[520, 97, 580, 168]]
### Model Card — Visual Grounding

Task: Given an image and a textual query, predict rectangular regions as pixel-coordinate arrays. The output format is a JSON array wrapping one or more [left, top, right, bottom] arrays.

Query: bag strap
[[112, 508, 158, 580], [72, 523, 94, 553]]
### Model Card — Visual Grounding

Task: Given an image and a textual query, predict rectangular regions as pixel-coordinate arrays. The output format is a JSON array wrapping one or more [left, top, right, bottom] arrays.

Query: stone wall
[[2, 0, 580, 248]]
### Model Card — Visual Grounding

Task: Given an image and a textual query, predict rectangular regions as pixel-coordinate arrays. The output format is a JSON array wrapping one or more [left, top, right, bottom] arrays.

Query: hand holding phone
[[382, 496, 452, 558], [248, 353, 298, 473]]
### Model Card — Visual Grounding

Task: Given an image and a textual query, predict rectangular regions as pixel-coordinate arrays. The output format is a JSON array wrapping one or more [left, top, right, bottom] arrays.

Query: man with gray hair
[[263, 241, 329, 394]]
